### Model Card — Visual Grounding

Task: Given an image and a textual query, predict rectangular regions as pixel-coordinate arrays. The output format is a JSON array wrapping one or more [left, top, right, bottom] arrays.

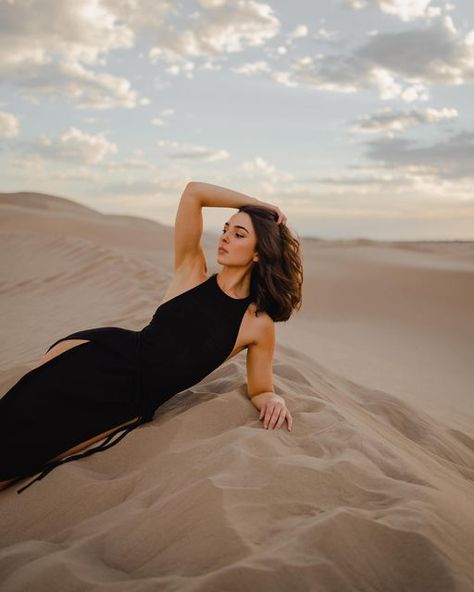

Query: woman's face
[[217, 212, 258, 267]]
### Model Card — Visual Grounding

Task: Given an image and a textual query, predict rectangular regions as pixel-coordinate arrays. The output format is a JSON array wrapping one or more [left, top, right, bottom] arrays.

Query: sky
[[1, 0, 473, 241]]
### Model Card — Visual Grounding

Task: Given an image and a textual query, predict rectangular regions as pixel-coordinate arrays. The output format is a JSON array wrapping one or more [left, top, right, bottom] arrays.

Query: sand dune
[[1, 191, 473, 591]]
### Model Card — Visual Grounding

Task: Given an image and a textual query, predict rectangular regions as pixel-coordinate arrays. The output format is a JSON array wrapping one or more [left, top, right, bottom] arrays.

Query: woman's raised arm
[[189, 181, 287, 224], [173, 182, 207, 273], [188, 181, 259, 209]]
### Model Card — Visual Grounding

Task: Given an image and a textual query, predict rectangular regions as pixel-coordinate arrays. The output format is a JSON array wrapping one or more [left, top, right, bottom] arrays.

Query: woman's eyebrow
[[224, 222, 249, 233]]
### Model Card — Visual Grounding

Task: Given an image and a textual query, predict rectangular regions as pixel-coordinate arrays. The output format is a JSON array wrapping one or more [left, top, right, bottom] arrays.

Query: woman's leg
[[0, 414, 141, 491], [0, 339, 141, 490]]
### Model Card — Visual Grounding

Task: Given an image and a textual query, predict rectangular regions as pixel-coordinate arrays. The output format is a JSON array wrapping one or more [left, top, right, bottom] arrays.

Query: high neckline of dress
[[213, 273, 251, 301]]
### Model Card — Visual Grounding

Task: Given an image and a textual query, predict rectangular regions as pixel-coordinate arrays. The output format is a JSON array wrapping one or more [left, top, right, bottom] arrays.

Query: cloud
[[148, 0, 280, 72], [353, 106, 458, 133], [0, 0, 151, 109], [0, 111, 19, 138], [312, 27, 339, 42], [196, 0, 227, 8], [287, 25, 309, 42], [364, 130, 474, 179], [12, 61, 144, 110], [231, 60, 271, 75], [0, 0, 134, 65], [356, 16, 472, 84], [157, 139, 230, 161], [102, 0, 173, 33], [343, 0, 442, 21], [31, 127, 118, 164], [240, 156, 294, 193], [280, 16, 473, 101], [149, 107, 174, 128]]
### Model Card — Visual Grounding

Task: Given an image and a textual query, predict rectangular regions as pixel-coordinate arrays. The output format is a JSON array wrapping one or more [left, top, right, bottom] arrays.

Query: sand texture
[[1, 192, 473, 591]]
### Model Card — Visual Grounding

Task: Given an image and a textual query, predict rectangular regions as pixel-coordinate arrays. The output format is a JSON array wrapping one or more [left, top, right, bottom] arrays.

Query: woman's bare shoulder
[[245, 303, 275, 346]]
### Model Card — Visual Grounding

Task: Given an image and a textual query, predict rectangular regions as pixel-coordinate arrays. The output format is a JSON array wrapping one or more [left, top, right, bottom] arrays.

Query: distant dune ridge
[[1, 191, 473, 591]]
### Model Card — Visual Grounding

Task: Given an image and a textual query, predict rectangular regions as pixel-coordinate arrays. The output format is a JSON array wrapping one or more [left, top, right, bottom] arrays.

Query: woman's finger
[[259, 403, 270, 422], [259, 201, 286, 225], [268, 406, 282, 429], [275, 412, 286, 429], [263, 404, 280, 429], [262, 404, 276, 428], [259, 403, 292, 431], [269, 404, 287, 429]]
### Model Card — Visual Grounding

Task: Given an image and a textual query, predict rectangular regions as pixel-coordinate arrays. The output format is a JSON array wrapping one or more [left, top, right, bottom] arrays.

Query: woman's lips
[[218, 247, 228, 253]]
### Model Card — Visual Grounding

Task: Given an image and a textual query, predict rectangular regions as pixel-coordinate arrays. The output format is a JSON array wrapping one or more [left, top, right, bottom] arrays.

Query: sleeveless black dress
[[0, 273, 252, 493]]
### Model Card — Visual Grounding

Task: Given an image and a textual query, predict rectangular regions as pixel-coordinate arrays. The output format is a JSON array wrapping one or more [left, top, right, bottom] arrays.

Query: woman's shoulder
[[246, 303, 275, 344]]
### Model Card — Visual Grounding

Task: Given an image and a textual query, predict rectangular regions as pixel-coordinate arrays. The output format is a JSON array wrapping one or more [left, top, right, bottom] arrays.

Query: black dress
[[0, 273, 252, 493]]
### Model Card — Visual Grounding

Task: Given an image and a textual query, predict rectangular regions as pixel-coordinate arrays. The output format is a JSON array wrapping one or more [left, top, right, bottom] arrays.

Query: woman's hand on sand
[[259, 396, 293, 431], [253, 199, 287, 225]]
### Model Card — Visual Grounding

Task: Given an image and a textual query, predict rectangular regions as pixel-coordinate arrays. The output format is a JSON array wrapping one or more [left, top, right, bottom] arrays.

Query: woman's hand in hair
[[254, 199, 287, 225]]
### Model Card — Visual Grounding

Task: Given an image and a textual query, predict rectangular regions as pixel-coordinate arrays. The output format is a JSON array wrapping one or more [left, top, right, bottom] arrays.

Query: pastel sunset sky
[[1, 0, 473, 240]]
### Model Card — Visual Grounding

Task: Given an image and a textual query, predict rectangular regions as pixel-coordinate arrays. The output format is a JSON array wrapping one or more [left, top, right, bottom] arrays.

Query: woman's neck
[[216, 270, 251, 299]]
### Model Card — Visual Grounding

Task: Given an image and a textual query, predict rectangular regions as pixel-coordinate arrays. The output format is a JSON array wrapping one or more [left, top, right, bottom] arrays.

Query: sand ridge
[[1, 191, 473, 591]]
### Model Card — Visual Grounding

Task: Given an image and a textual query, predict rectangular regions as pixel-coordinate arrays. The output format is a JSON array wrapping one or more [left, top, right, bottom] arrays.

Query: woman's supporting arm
[[186, 181, 260, 209]]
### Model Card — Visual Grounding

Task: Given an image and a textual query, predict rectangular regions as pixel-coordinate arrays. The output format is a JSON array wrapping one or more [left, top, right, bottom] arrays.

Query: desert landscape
[[1, 191, 473, 591]]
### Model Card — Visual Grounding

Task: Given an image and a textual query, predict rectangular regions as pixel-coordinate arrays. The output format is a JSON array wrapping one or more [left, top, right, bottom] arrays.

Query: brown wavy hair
[[238, 204, 303, 322]]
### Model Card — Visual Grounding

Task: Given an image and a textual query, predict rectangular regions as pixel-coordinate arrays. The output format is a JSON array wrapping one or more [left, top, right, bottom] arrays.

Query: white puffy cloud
[[33, 127, 118, 164], [240, 156, 294, 190], [10, 60, 143, 110], [0, 0, 156, 109], [149, 0, 280, 70], [197, 0, 228, 8], [287, 25, 309, 41], [343, 0, 442, 21], [0, 0, 134, 66], [281, 17, 474, 101], [102, 0, 173, 33], [0, 111, 19, 137], [353, 106, 458, 133]]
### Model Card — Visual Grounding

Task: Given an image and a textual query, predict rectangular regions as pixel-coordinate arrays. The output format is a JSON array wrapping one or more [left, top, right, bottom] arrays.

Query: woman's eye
[[221, 229, 244, 238]]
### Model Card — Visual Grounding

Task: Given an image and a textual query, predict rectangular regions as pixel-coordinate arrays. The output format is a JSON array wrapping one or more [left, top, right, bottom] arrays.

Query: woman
[[0, 181, 303, 494]]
